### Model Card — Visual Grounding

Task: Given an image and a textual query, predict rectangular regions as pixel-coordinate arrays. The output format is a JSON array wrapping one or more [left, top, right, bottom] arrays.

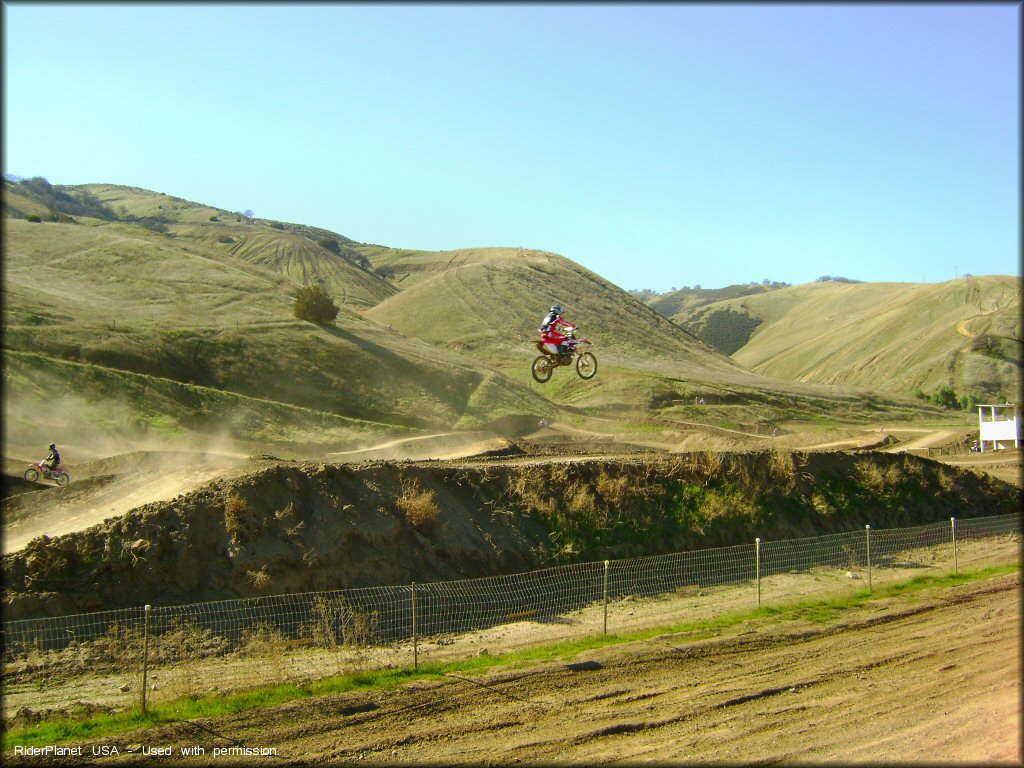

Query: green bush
[[930, 385, 959, 409], [959, 392, 981, 410], [685, 307, 762, 355], [317, 237, 340, 255], [27, 214, 41, 223], [293, 284, 339, 325]]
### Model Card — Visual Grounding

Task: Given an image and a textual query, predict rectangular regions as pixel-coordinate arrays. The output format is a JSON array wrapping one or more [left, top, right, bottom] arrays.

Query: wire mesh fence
[[2, 513, 1019, 718]]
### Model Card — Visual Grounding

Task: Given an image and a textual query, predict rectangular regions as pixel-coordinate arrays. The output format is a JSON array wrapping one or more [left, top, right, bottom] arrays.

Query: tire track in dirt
[[64, 573, 1020, 765]]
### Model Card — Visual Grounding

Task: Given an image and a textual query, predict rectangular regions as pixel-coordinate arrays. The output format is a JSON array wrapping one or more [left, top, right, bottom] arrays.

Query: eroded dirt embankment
[[3, 451, 1020, 620]]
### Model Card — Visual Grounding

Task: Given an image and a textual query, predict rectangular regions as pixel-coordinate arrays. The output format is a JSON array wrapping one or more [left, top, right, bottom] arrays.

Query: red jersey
[[541, 315, 576, 345]]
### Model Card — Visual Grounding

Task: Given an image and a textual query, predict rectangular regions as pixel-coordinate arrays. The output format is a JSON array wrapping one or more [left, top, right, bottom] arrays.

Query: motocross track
[[2, 424, 1021, 763], [51, 572, 1021, 765], [1, 452, 252, 555], [3, 421, 1019, 556]]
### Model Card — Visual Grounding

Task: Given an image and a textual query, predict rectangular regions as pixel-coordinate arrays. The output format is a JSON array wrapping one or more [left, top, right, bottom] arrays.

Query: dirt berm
[[3, 450, 1020, 620]]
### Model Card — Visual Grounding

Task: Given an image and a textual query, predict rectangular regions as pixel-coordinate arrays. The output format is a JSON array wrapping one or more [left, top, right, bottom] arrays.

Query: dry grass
[[508, 468, 558, 516], [246, 567, 271, 591], [595, 469, 631, 507], [308, 595, 379, 651], [768, 448, 797, 492], [566, 481, 597, 515], [937, 467, 957, 493], [239, 622, 287, 657], [811, 490, 833, 517], [224, 492, 248, 541], [396, 479, 440, 528]]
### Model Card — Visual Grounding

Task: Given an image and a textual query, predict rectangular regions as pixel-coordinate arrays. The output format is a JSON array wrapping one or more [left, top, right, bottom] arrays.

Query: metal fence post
[[411, 582, 418, 672], [755, 538, 761, 607], [602, 560, 609, 636], [865, 525, 872, 591], [141, 604, 151, 714], [951, 517, 958, 574]]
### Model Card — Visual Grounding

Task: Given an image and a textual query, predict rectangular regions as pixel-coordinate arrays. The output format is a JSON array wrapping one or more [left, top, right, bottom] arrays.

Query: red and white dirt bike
[[531, 331, 598, 384], [24, 463, 71, 487]]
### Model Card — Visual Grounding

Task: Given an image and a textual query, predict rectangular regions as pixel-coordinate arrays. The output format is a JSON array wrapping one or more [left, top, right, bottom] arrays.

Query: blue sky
[[3, 2, 1019, 291]]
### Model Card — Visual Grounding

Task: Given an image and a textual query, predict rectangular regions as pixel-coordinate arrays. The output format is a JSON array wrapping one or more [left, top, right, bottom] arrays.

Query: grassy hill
[[3, 178, 948, 457], [355, 246, 940, 423], [634, 281, 791, 324], [1, 181, 556, 454], [671, 279, 1021, 402]]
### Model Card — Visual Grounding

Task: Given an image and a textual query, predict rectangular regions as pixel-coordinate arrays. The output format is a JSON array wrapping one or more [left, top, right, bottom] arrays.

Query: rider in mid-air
[[41, 443, 61, 475], [539, 304, 577, 358]]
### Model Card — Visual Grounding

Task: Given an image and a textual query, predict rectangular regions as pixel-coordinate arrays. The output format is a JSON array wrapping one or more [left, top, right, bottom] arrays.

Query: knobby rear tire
[[532, 355, 554, 383], [54, 472, 70, 487]]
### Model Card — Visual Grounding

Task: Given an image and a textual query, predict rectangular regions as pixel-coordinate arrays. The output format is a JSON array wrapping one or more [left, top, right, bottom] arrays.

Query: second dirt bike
[[24, 463, 71, 487], [531, 332, 598, 383]]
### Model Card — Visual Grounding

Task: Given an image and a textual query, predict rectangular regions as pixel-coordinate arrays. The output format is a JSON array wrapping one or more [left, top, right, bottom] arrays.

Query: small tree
[[294, 284, 339, 325], [317, 237, 340, 254], [930, 385, 959, 409]]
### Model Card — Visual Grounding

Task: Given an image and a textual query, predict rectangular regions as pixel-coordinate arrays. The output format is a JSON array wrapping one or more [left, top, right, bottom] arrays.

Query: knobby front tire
[[576, 352, 597, 379]]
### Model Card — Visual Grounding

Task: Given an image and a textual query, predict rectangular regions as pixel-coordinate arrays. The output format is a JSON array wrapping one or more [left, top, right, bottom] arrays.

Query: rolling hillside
[[355, 246, 940, 421], [635, 281, 790, 325], [665, 279, 1021, 401], [1, 180, 555, 456], [3, 178, 945, 460]]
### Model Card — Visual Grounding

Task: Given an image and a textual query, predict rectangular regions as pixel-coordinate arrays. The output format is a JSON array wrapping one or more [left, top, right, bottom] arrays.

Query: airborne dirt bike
[[24, 463, 71, 487], [531, 331, 598, 384]]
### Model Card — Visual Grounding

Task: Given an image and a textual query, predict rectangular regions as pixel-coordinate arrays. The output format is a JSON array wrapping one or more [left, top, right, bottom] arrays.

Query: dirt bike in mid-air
[[531, 331, 598, 383], [24, 463, 71, 487]]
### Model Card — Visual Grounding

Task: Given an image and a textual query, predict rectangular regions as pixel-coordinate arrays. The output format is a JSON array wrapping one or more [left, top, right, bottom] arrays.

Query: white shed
[[977, 404, 1020, 451]]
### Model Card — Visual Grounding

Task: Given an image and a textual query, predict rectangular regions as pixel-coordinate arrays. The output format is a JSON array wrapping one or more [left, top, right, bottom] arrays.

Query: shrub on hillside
[[293, 284, 339, 325], [685, 308, 762, 355], [396, 479, 439, 528], [17, 177, 118, 220], [930, 385, 959, 409], [317, 237, 340, 254], [224, 493, 249, 541]]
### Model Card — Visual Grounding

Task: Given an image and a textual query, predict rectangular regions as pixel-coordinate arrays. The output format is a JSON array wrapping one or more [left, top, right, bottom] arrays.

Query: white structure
[[977, 403, 1020, 451]]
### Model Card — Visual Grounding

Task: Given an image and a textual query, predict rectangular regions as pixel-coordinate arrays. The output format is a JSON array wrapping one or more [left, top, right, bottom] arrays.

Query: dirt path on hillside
[[2, 452, 251, 554], [52, 573, 1020, 765], [881, 428, 958, 451], [4, 425, 1020, 554], [326, 431, 509, 462], [941, 451, 1023, 487], [956, 318, 977, 338]]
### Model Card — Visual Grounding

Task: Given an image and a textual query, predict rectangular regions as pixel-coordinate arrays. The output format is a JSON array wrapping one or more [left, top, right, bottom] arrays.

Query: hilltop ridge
[[3, 178, 949, 462], [645, 278, 1020, 402]]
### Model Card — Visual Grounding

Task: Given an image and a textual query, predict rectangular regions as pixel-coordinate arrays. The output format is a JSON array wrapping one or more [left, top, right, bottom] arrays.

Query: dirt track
[[2, 452, 252, 555], [49, 572, 1020, 765], [4, 423, 1019, 559]]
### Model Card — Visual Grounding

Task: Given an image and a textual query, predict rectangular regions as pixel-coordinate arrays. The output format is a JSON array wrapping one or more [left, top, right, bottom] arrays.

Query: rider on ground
[[539, 304, 577, 358]]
